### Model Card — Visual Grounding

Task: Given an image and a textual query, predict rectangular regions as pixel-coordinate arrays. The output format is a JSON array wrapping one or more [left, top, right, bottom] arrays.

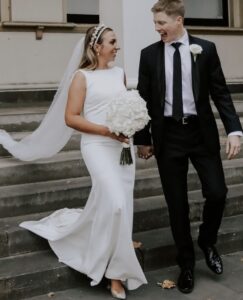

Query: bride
[[0, 25, 147, 299]]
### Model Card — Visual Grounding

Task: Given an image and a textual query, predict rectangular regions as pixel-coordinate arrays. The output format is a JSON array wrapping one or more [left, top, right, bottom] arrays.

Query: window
[[184, 0, 228, 26], [67, 0, 99, 24], [0, 0, 67, 23]]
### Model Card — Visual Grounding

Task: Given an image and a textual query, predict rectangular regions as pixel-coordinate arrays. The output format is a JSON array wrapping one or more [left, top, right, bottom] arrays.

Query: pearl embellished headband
[[89, 24, 108, 49]]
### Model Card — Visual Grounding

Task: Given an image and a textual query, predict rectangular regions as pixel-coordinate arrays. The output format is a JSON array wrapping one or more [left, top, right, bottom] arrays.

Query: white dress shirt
[[164, 30, 242, 137]]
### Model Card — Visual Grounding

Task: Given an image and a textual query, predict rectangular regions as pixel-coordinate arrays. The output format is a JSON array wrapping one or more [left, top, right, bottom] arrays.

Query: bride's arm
[[65, 72, 128, 143], [65, 71, 106, 135]]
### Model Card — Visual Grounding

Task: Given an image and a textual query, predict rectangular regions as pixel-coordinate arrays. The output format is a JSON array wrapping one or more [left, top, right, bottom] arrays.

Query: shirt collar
[[165, 29, 189, 48]]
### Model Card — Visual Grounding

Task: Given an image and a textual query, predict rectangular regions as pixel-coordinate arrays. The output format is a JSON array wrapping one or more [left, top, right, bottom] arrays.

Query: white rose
[[106, 89, 150, 138], [189, 44, 203, 62]]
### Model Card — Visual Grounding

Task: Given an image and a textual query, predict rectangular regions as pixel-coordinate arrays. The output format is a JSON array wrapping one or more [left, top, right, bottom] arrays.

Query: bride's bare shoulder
[[67, 71, 86, 98], [71, 70, 86, 87]]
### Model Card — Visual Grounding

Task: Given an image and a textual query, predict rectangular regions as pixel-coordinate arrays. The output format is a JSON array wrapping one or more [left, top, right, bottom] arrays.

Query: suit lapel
[[189, 35, 200, 103], [156, 42, 166, 107]]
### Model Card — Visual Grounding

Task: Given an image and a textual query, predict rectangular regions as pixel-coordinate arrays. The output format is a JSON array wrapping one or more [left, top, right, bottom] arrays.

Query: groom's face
[[153, 12, 183, 43]]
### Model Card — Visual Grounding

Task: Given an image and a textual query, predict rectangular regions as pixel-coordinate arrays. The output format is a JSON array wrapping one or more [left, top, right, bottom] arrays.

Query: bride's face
[[98, 31, 120, 62]]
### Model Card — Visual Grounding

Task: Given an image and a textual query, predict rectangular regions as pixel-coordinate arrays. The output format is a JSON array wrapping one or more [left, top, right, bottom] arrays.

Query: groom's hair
[[151, 0, 185, 18]]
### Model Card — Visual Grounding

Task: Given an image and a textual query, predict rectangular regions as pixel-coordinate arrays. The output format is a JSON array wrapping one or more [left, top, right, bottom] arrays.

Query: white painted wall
[[122, 0, 158, 86], [0, 32, 84, 90], [0, 0, 242, 90], [99, 0, 124, 66], [195, 34, 243, 83], [100, 0, 158, 87]]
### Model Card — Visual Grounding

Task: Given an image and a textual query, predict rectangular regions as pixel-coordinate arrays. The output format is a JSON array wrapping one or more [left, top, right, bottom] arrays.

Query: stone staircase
[[0, 91, 243, 300]]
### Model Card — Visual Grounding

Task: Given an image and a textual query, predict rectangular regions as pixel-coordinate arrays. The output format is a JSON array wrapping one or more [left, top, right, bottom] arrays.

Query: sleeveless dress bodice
[[79, 66, 126, 144]]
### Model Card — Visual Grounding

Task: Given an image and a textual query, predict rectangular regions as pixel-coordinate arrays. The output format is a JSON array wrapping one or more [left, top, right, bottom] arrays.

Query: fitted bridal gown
[[20, 66, 147, 290]]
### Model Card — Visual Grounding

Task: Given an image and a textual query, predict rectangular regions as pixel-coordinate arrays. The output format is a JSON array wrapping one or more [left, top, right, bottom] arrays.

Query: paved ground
[[27, 251, 243, 300]]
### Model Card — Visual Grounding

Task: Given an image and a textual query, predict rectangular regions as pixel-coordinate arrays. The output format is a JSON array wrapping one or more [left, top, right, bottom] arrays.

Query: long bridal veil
[[0, 37, 85, 161]]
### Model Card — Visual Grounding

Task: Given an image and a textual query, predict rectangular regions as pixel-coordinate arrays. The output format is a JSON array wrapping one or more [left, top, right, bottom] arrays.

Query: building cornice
[[1, 22, 243, 36], [187, 26, 243, 35], [0, 22, 94, 35]]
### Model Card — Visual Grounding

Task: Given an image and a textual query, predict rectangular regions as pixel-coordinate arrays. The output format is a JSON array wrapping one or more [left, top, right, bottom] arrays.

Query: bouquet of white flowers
[[106, 90, 150, 165]]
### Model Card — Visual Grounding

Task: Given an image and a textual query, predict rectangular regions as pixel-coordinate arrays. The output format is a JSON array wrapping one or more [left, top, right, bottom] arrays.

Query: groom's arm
[[208, 42, 242, 158], [208, 42, 242, 134], [134, 50, 152, 146]]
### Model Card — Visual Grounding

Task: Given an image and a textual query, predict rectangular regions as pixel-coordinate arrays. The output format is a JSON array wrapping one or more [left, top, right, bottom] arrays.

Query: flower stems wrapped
[[120, 142, 133, 165]]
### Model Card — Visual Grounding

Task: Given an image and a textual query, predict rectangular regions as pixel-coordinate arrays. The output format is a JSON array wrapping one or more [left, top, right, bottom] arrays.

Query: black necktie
[[171, 42, 183, 121]]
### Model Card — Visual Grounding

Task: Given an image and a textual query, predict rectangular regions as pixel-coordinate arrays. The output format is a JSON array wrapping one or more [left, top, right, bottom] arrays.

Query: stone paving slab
[[25, 251, 243, 300]]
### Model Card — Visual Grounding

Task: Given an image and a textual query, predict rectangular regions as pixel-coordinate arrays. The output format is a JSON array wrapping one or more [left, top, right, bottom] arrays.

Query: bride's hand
[[102, 127, 129, 144], [108, 132, 129, 144]]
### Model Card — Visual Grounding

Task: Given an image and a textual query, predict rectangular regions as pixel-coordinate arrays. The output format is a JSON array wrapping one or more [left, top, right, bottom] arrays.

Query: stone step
[[0, 150, 88, 186], [212, 100, 243, 118], [133, 182, 243, 233], [133, 214, 243, 271], [0, 214, 242, 300], [0, 183, 242, 258], [1, 140, 243, 186], [0, 121, 241, 163], [0, 131, 81, 157], [0, 250, 86, 300], [1, 157, 243, 217], [0, 106, 47, 132], [0, 90, 242, 108], [0, 151, 157, 186], [1, 103, 243, 133], [216, 118, 243, 136], [0, 127, 240, 160], [0, 90, 55, 108], [230, 93, 243, 100], [1, 158, 243, 218], [22, 251, 243, 300], [0, 176, 91, 218]]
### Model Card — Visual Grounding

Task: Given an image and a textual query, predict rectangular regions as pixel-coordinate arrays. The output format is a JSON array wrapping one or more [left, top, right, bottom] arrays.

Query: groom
[[134, 0, 242, 294]]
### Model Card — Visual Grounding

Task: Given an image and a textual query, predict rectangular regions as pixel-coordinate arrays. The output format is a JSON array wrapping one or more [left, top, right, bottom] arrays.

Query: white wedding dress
[[20, 66, 147, 290]]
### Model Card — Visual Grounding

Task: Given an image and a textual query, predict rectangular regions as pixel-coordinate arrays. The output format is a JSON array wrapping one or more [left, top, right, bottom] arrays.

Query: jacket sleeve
[[134, 50, 153, 145], [209, 43, 242, 134]]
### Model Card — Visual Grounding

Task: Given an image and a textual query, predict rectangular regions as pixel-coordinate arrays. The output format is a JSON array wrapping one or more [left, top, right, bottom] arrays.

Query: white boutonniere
[[189, 44, 203, 62]]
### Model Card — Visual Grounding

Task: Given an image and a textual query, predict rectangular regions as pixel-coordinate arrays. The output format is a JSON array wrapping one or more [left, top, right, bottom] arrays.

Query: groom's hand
[[226, 135, 241, 159], [137, 145, 154, 160]]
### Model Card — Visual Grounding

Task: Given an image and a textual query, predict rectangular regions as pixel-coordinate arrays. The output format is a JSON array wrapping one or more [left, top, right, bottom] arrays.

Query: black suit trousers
[[156, 118, 227, 269]]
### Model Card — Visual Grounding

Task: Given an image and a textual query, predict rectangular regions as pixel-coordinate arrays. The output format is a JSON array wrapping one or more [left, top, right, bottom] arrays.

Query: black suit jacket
[[134, 35, 242, 157]]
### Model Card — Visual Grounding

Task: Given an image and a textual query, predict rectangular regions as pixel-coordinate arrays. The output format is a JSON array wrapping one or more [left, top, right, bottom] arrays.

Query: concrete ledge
[[0, 23, 94, 34], [187, 26, 243, 35], [0, 87, 242, 102]]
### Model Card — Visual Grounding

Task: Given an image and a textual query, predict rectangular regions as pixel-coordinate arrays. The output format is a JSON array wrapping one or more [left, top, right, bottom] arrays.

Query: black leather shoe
[[177, 268, 194, 294], [198, 242, 223, 275]]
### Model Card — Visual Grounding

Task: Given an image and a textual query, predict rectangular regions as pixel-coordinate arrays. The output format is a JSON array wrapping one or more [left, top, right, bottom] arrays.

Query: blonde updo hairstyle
[[79, 25, 113, 70]]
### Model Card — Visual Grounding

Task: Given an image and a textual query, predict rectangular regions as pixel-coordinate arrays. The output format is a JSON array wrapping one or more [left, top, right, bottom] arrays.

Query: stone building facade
[[0, 0, 243, 91]]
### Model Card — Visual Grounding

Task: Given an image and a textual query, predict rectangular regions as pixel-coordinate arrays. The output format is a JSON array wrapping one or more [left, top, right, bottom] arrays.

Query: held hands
[[137, 145, 154, 160], [226, 135, 241, 159]]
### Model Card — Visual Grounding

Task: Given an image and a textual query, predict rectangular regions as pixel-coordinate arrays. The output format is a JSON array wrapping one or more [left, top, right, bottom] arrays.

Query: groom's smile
[[159, 31, 168, 41]]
